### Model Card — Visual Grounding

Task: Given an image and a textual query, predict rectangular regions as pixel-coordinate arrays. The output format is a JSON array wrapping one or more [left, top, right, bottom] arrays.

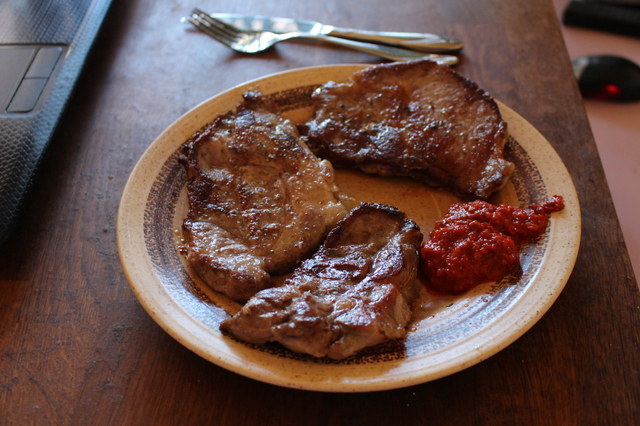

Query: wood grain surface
[[1, 0, 638, 424]]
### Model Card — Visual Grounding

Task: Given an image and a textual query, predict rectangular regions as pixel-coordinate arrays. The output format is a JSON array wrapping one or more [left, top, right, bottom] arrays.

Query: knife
[[211, 13, 463, 53]]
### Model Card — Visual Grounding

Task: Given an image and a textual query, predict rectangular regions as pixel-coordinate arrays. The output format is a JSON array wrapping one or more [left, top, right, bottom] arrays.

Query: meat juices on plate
[[220, 203, 424, 360], [180, 92, 349, 303]]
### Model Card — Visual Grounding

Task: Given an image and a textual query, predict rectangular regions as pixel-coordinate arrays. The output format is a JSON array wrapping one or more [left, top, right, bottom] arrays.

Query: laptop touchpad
[[0, 45, 64, 115]]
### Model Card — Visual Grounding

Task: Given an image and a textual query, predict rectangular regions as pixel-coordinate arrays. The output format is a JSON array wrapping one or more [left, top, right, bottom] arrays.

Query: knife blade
[[211, 13, 463, 53]]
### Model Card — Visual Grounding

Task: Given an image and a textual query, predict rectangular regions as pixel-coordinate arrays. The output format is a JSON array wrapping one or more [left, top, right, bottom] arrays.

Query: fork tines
[[189, 9, 242, 46]]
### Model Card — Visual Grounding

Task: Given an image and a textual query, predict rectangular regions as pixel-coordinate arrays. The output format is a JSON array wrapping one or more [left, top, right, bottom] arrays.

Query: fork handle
[[327, 27, 463, 53], [305, 34, 458, 65]]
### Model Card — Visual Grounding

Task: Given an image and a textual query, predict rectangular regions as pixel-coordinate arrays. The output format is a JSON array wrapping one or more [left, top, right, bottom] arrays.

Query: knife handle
[[327, 27, 463, 53], [309, 35, 458, 65]]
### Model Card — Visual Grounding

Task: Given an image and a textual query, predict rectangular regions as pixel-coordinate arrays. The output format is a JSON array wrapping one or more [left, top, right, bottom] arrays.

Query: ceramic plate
[[117, 65, 581, 392]]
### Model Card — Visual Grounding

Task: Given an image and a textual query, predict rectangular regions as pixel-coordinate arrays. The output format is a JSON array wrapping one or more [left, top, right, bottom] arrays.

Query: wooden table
[[1, 0, 638, 423]]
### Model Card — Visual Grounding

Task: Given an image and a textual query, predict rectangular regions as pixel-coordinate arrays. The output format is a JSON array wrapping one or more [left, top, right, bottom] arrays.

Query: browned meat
[[220, 202, 424, 360], [301, 59, 514, 199], [180, 92, 349, 302]]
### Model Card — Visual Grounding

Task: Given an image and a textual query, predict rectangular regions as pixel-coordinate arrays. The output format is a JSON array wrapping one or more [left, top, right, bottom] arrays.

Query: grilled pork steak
[[220, 202, 423, 360], [180, 92, 348, 302], [301, 59, 514, 199]]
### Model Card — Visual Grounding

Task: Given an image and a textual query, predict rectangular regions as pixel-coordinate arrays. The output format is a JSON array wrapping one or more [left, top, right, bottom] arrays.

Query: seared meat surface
[[180, 92, 348, 302], [301, 59, 514, 199], [220, 203, 423, 360]]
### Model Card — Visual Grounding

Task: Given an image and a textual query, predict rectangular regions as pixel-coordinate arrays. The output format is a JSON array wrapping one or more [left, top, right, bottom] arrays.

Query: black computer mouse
[[572, 54, 640, 102]]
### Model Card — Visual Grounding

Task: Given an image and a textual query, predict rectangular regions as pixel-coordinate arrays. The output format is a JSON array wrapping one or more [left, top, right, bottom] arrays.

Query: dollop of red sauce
[[419, 195, 564, 295]]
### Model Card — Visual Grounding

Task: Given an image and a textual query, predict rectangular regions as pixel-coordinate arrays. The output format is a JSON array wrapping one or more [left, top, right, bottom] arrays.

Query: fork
[[187, 10, 458, 65]]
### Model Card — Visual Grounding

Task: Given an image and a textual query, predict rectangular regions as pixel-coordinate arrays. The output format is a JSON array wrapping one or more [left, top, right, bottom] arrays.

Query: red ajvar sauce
[[420, 195, 564, 295]]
